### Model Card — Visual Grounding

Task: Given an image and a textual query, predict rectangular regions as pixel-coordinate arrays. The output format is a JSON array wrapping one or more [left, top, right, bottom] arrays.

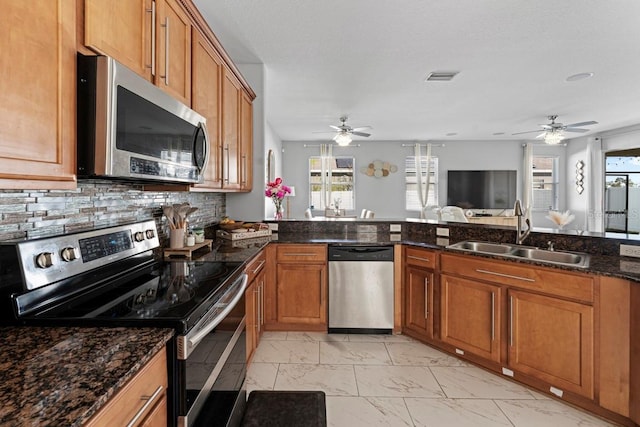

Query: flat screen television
[[447, 170, 517, 209]]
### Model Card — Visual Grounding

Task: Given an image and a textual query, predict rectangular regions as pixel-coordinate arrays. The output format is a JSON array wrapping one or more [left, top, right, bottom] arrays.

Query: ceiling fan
[[313, 116, 372, 146], [513, 115, 598, 144]]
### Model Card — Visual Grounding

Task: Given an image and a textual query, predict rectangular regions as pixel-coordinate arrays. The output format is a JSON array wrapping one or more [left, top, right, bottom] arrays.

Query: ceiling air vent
[[425, 71, 459, 82]]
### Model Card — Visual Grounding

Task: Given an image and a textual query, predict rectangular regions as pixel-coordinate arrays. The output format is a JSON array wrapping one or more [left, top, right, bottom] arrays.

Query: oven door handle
[[188, 274, 248, 349]]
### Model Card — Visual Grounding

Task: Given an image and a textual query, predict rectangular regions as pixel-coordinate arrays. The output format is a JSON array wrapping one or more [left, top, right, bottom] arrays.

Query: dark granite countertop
[[237, 232, 640, 283], [0, 326, 173, 426]]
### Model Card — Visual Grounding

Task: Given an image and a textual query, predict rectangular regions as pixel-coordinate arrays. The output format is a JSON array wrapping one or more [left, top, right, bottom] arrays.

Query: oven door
[[177, 274, 247, 427]]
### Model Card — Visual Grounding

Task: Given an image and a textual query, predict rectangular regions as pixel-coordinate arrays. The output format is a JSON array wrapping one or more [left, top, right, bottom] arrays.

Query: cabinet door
[[155, 0, 191, 105], [84, 0, 153, 80], [256, 269, 266, 338], [191, 30, 222, 189], [441, 274, 501, 363], [509, 289, 594, 398], [221, 68, 241, 189], [276, 263, 327, 326], [0, 0, 76, 189], [246, 280, 257, 362], [404, 266, 434, 340], [240, 91, 253, 191]]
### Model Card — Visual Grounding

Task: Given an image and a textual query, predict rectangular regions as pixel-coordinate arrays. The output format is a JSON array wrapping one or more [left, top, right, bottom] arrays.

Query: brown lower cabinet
[[246, 250, 266, 362], [264, 244, 327, 331], [85, 348, 168, 426], [440, 274, 502, 364], [400, 250, 637, 427], [508, 288, 593, 399], [403, 247, 437, 341]]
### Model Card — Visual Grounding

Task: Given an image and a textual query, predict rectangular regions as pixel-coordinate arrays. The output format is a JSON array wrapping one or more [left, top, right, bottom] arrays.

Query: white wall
[[282, 140, 531, 219], [226, 64, 284, 221]]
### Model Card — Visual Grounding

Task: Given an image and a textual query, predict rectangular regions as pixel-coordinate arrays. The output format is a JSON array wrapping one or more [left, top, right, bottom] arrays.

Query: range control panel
[[9, 220, 159, 291]]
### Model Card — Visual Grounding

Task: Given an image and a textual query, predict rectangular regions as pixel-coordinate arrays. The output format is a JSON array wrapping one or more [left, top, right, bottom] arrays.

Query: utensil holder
[[169, 228, 185, 249]]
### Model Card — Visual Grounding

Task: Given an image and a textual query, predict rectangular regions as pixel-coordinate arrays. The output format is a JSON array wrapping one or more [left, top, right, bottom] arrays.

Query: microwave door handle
[[195, 122, 209, 175]]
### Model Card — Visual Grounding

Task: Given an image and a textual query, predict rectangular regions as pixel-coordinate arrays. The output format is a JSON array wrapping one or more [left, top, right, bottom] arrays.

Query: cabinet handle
[[254, 289, 259, 329], [475, 269, 535, 282], [251, 260, 265, 274], [491, 292, 495, 341], [241, 154, 247, 185], [424, 277, 429, 318], [126, 385, 164, 427], [510, 295, 514, 347], [408, 255, 430, 263], [258, 282, 264, 327], [224, 144, 230, 183], [283, 253, 317, 256], [160, 17, 169, 84], [146, 1, 156, 75]]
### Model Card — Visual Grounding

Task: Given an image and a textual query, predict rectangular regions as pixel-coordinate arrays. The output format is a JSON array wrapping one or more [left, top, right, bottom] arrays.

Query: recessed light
[[446, 132, 458, 136], [493, 132, 505, 136], [566, 72, 594, 82]]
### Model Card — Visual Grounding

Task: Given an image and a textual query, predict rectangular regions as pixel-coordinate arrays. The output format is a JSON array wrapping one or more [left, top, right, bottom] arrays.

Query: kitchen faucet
[[514, 200, 531, 245]]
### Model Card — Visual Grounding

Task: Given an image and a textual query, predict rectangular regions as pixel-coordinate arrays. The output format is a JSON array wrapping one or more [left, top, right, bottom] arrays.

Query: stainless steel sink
[[509, 248, 589, 267], [448, 241, 514, 254], [446, 241, 590, 268]]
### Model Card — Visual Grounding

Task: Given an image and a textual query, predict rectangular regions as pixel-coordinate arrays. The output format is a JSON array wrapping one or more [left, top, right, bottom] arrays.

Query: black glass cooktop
[[27, 260, 243, 333]]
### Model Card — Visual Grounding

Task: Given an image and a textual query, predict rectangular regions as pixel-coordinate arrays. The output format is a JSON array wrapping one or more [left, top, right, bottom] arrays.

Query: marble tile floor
[[246, 331, 619, 427]]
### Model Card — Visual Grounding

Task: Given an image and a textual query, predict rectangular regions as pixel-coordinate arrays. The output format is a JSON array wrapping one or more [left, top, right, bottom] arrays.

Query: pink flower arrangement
[[265, 177, 291, 218]]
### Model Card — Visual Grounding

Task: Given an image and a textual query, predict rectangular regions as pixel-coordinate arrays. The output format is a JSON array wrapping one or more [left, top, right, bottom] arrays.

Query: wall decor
[[360, 160, 398, 178], [576, 160, 584, 194]]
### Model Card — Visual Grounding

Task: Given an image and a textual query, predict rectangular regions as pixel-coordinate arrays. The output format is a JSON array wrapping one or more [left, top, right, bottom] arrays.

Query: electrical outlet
[[436, 227, 449, 237], [620, 244, 640, 258], [390, 224, 402, 233]]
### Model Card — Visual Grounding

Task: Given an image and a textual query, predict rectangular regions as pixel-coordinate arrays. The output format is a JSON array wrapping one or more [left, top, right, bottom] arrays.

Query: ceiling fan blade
[[565, 120, 598, 128], [512, 130, 542, 135], [564, 128, 589, 133], [351, 131, 371, 137], [535, 132, 547, 139], [312, 131, 336, 134], [352, 126, 372, 132], [329, 125, 341, 131]]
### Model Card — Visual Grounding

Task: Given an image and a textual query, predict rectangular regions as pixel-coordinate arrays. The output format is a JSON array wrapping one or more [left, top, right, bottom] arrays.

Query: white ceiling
[[194, 0, 640, 143]]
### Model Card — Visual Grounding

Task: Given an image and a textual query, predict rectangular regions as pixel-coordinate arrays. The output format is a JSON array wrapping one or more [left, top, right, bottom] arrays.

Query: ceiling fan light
[[544, 130, 565, 145], [334, 132, 352, 146]]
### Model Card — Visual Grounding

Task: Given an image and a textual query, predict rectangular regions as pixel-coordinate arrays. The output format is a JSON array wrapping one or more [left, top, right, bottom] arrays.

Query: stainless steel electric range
[[0, 220, 247, 427]]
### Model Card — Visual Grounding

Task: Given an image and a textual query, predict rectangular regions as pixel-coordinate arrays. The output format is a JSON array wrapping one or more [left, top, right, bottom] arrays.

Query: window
[[532, 156, 558, 210], [309, 156, 355, 210], [406, 156, 438, 211]]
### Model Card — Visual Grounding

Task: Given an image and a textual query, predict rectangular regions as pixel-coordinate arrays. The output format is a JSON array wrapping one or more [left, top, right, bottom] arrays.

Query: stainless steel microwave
[[77, 54, 209, 184]]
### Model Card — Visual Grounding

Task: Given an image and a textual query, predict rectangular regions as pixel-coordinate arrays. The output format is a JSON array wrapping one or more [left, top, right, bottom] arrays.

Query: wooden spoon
[[163, 206, 176, 229]]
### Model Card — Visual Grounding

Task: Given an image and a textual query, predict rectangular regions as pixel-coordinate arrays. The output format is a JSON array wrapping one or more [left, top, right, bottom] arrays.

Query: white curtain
[[320, 144, 333, 209], [522, 144, 533, 224], [586, 137, 604, 232], [415, 143, 433, 219]]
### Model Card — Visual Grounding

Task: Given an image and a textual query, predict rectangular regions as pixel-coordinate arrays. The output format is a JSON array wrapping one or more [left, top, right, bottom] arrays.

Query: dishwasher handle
[[328, 245, 394, 261]]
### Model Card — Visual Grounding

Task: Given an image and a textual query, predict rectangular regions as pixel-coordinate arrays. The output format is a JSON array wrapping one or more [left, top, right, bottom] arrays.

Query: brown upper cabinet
[[0, 1, 77, 189], [83, 0, 256, 192], [191, 29, 223, 189], [84, 0, 191, 105]]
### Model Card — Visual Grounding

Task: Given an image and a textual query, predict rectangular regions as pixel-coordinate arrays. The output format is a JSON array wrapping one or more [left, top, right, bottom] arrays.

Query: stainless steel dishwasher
[[328, 245, 394, 334]]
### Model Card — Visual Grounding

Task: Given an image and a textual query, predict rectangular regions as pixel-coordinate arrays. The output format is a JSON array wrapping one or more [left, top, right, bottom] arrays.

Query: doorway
[[605, 150, 640, 234]]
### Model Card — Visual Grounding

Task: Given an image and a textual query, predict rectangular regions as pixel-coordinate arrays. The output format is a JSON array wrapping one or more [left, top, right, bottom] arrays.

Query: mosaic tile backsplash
[[0, 180, 225, 243]]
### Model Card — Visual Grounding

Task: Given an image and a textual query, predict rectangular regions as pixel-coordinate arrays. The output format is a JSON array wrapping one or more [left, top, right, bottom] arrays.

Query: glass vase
[[273, 201, 283, 220]]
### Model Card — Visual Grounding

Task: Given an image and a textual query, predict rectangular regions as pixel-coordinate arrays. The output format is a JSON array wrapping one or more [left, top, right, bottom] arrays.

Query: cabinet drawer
[[441, 253, 594, 302], [276, 244, 327, 263], [86, 349, 168, 427], [246, 250, 266, 283], [405, 247, 437, 269]]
